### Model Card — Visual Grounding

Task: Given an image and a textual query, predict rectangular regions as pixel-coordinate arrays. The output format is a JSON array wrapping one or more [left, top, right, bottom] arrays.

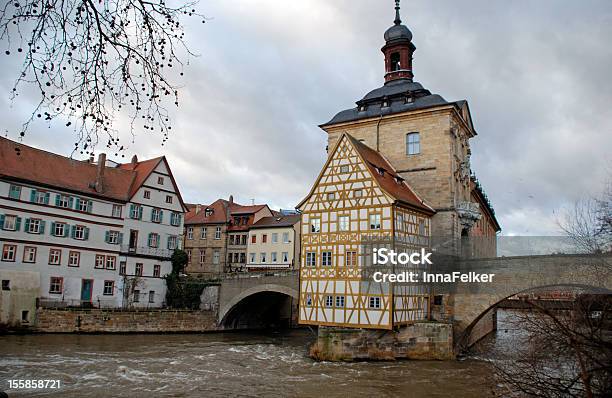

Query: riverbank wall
[[310, 322, 454, 361], [29, 308, 220, 333]]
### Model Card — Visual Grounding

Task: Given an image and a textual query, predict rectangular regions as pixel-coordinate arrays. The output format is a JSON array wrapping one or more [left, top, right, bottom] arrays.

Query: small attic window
[[382, 100, 389, 108], [204, 208, 213, 216], [405, 96, 414, 104], [359, 105, 367, 112], [376, 167, 386, 176], [394, 176, 405, 184]]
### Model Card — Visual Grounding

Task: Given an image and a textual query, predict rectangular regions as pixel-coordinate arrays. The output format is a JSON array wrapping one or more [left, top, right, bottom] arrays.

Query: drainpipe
[[376, 114, 383, 151]]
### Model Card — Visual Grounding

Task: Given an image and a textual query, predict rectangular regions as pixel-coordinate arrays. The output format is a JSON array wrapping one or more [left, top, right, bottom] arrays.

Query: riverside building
[[0, 136, 186, 327]]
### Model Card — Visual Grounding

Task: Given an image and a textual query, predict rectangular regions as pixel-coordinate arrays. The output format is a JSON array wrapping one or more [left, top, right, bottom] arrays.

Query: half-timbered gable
[[297, 133, 434, 330]]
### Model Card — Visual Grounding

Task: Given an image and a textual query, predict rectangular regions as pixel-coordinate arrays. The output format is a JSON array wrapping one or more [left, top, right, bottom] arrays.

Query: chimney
[[196, 204, 201, 214], [95, 153, 106, 193], [229, 195, 234, 205]]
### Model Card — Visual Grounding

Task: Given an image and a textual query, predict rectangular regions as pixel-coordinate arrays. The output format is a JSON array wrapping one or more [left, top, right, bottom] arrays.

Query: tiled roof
[[0, 137, 185, 208], [184, 199, 229, 225], [0, 136, 135, 201], [250, 215, 301, 229], [346, 134, 434, 214], [229, 204, 268, 214]]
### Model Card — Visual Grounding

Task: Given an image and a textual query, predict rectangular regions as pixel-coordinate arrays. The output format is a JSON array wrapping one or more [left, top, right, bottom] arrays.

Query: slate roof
[[250, 215, 301, 229], [321, 79, 459, 127]]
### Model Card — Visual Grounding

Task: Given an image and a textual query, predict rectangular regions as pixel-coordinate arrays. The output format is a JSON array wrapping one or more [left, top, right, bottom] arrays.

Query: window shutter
[[129, 204, 134, 218], [84, 227, 90, 240], [30, 189, 37, 203], [63, 224, 70, 237], [0, 214, 4, 229], [74, 198, 80, 210], [118, 233, 124, 245], [69, 197, 74, 208], [159, 210, 164, 223], [71, 225, 76, 239], [15, 217, 21, 231], [55, 194, 61, 206], [87, 200, 93, 213], [44, 192, 50, 205], [138, 206, 143, 220], [150, 209, 155, 222], [51, 222, 56, 235], [105, 231, 110, 243], [24, 218, 30, 232], [40, 220, 46, 234], [167, 237, 172, 250], [148, 233, 153, 247]]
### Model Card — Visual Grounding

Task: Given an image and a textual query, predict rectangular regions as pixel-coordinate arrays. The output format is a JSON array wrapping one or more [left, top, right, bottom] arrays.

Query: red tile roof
[[184, 199, 229, 225], [346, 134, 434, 214], [0, 136, 185, 208]]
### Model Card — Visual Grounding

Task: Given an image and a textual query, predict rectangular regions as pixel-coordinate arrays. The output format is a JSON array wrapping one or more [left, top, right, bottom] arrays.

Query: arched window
[[406, 132, 420, 155], [390, 52, 401, 71]]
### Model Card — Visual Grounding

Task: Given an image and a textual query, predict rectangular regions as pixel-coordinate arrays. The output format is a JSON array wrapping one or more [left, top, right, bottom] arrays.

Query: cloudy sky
[[1, 0, 611, 236]]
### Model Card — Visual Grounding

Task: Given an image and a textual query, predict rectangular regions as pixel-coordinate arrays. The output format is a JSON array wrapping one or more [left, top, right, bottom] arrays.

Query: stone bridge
[[216, 255, 612, 346], [449, 254, 612, 348], [217, 271, 299, 329]]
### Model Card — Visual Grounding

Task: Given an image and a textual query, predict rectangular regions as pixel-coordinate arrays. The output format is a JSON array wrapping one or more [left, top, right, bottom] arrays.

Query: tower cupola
[[382, 0, 416, 83]]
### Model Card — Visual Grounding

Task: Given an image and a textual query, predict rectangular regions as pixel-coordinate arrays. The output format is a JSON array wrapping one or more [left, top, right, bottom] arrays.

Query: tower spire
[[394, 0, 401, 25]]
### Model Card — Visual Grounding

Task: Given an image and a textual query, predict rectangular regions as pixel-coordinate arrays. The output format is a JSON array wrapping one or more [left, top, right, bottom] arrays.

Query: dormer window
[[390, 52, 400, 71], [359, 105, 367, 112], [376, 167, 386, 176], [205, 208, 213, 217], [394, 176, 404, 184], [382, 100, 389, 108]]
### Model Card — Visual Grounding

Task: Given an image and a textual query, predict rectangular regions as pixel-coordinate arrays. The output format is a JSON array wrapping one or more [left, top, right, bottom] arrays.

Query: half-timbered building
[[297, 133, 435, 329]]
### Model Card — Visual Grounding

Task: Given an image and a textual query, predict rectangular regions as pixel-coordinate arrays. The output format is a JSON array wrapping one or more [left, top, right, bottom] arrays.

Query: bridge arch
[[218, 284, 299, 329], [456, 282, 612, 351]]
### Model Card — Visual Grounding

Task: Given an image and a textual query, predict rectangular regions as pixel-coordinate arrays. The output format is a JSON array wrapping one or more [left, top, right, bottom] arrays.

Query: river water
[[0, 312, 522, 398]]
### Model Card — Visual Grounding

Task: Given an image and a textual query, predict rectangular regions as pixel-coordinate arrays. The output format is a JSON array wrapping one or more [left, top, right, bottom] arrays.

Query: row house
[[0, 137, 186, 324], [247, 215, 301, 270], [183, 197, 272, 276]]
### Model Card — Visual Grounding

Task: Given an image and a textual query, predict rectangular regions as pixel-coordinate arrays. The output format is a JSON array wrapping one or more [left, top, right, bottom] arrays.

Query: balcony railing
[[120, 245, 173, 259]]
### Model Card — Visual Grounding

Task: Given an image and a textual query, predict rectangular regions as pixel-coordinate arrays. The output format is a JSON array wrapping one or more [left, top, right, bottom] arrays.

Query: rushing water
[[0, 313, 528, 398]]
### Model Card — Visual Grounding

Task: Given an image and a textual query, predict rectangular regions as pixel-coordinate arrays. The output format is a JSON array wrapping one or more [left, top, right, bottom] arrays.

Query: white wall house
[[247, 215, 301, 270], [0, 137, 186, 311]]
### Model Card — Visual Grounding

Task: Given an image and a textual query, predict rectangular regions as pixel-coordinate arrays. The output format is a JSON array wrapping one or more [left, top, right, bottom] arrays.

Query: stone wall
[[33, 308, 219, 333], [0, 270, 39, 330], [310, 323, 454, 361]]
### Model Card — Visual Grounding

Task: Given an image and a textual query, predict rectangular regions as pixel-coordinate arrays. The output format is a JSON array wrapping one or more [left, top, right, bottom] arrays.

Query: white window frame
[[271, 233, 278, 243], [54, 222, 66, 237], [369, 296, 381, 309], [74, 225, 86, 240], [260, 252, 266, 263], [29, 218, 41, 234], [271, 252, 277, 263], [325, 295, 333, 308], [187, 227, 193, 240], [338, 215, 350, 231], [369, 214, 382, 230], [201, 227, 207, 239], [112, 204, 122, 218], [68, 251, 80, 267], [322, 251, 332, 267], [311, 218, 321, 233], [214, 226, 221, 240], [103, 281, 114, 296], [23, 246, 36, 263], [335, 295, 345, 308], [282, 252, 289, 262], [406, 132, 420, 155], [282, 232, 289, 243], [306, 252, 316, 267], [49, 249, 61, 265], [3, 215, 17, 230], [106, 256, 116, 270]]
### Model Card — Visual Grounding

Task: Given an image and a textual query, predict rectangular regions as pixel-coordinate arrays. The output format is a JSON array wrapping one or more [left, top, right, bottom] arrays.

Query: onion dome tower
[[382, 0, 416, 82]]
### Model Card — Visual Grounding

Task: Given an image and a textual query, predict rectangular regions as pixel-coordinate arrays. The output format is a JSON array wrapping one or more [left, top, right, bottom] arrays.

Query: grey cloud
[[1, 0, 610, 235]]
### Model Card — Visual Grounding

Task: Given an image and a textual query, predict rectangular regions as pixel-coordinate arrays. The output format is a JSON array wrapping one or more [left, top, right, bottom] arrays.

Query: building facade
[[183, 197, 272, 276], [0, 137, 186, 314], [297, 134, 435, 329], [298, 2, 500, 330], [247, 215, 301, 270], [320, 4, 500, 250]]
